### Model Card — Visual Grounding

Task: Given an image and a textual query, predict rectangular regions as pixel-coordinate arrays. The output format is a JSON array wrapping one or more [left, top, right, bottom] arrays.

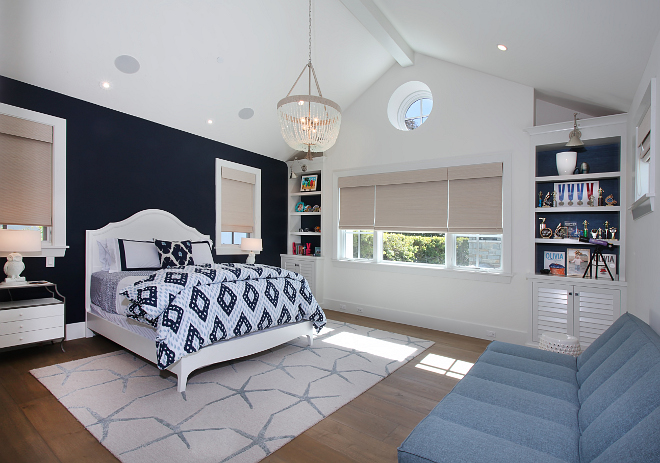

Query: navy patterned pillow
[[154, 240, 195, 268]]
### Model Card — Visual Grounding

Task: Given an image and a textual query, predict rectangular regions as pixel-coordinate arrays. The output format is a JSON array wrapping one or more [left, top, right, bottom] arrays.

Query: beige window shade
[[221, 166, 255, 233], [0, 115, 53, 226], [374, 169, 448, 232], [448, 163, 503, 234], [338, 186, 375, 230]]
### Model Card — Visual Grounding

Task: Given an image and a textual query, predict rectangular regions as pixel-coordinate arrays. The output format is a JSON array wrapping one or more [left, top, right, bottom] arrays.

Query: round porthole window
[[387, 81, 433, 131]]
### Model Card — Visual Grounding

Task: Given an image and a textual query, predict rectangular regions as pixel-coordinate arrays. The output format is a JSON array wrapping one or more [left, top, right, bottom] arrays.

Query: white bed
[[85, 209, 314, 392]]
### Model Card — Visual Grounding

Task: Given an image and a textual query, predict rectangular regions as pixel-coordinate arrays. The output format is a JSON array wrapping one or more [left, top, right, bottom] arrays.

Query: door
[[532, 282, 572, 342], [573, 286, 621, 349]]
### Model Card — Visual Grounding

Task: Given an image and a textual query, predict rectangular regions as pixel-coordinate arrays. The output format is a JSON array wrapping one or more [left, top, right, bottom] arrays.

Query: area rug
[[31, 320, 433, 463]]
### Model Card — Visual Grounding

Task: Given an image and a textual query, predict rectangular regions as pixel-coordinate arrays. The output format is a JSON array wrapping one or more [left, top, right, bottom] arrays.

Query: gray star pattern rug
[[31, 320, 433, 463]]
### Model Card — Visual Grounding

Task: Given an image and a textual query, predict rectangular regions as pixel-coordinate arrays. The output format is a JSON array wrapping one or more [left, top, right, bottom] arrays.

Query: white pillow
[[97, 239, 111, 272], [117, 239, 161, 271], [192, 241, 214, 265]]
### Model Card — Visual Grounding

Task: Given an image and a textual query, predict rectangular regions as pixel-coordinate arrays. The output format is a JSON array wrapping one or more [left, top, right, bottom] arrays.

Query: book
[[594, 253, 617, 280], [543, 251, 565, 275], [567, 248, 590, 277]]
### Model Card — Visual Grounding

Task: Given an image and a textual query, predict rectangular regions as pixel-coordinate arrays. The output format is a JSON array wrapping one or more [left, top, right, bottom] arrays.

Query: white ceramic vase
[[556, 151, 577, 175]]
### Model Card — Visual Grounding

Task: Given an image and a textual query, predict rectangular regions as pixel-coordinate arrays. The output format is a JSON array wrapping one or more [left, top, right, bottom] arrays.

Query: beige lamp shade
[[240, 238, 263, 252], [0, 229, 42, 252]]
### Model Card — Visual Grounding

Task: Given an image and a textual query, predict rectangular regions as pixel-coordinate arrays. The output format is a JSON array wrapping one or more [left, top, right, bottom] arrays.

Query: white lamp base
[[4, 253, 26, 283], [245, 251, 256, 264]]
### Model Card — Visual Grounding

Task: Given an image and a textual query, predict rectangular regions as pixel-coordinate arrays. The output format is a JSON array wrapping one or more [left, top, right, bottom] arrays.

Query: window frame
[[632, 78, 656, 219], [0, 103, 67, 258], [398, 90, 432, 131], [215, 158, 261, 255], [333, 154, 512, 282]]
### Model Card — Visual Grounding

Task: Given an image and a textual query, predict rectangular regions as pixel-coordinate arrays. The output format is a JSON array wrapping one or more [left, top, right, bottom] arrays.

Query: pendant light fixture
[[277, 0, 341, 161], [566, 113, 585, 147]]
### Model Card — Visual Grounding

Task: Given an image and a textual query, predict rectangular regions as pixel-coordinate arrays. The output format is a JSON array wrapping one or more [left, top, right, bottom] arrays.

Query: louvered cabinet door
[[532, 283, 573, 343], [573, 287, 621, 349]]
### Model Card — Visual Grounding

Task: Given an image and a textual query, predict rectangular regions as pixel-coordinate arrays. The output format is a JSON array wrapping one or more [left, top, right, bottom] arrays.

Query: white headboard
[[85, 209, 212, 313]]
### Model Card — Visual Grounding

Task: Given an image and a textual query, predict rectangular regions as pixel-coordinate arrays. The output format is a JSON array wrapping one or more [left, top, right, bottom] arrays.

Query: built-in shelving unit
[[525, 114, 628, 348]]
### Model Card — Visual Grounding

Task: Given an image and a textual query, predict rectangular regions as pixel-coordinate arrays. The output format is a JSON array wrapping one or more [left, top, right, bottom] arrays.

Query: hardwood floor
[[0, 309, 489, 463]]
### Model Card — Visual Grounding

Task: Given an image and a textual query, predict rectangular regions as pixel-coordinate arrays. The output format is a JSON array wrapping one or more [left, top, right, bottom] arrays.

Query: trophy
[[609, 227, 617, 241], [538, 191, 543, 208], [598, 188, 604, 206], [583, 220, 589, 237]]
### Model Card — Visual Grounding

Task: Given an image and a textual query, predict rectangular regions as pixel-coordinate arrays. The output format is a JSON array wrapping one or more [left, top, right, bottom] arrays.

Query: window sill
[[332, 258, 513, 283], [630, 193, 654, 220], [0, 244, 68, 258]]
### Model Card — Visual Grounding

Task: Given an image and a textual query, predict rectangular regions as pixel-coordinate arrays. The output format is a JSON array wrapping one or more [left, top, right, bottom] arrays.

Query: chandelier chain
[[308, 0, 312, 64]]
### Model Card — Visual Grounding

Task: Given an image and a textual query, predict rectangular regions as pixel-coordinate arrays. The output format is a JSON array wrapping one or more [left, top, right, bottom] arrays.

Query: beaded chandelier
[[277, 0, 341, 160]]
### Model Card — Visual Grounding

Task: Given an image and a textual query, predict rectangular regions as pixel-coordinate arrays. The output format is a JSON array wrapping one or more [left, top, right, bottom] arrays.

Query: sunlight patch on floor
[[321, 332, 418, 361], [415, 354, 474, 380]]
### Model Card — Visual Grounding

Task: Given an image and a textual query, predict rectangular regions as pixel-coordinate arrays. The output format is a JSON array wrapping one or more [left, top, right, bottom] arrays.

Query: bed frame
[[85, 209, 314, 392]]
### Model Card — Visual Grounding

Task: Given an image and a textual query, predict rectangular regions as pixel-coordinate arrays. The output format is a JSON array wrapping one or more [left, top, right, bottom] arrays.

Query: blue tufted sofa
[[398, 313, 660, 463]]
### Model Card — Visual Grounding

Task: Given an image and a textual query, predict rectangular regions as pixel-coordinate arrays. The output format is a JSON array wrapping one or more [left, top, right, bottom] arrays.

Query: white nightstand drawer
[[0, 315, 64, 336], [0, 301, 64, 323], [0, 326, 65, 349]]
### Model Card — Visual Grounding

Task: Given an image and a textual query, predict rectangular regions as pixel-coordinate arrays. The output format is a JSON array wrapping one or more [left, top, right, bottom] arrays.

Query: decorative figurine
[[314, 226, 321, 233], [554, 223, 567, 239], [605, 194, 617, 206], [591, 229, 598, 239], [583, 220, 589, 237], [543, 192, 553, 207], [580, 162, 590, 174], [305, 243, 311, 255], [598, 188, 604, 206], [609, 227, 617, 241], [597, 228, 603, 239], [604, 221, 610, 239], [312, 205, 320, 212], [588, 194, 595, 207], [538, 191, 543, 208]]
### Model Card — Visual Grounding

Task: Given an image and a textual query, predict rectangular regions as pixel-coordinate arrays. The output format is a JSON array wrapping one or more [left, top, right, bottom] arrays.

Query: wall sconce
[[566, 113, 584, 147]]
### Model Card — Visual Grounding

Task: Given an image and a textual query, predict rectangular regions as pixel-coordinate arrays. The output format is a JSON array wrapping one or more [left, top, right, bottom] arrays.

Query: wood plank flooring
[[0, 310, 489, 463]]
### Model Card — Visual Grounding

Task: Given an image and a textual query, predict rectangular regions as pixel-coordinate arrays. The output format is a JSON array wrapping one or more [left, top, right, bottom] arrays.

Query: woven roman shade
[[447, 162, 503, 234], [221, 166, 256, 233], [639, 106, 651, 162], [374, 168, 448, 232], [0, 114, 53, 226], [338, 185, 375, 230]]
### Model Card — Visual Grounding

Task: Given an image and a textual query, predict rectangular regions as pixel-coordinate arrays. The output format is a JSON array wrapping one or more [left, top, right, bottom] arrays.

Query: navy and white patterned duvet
[[120, 263, 326, 369]]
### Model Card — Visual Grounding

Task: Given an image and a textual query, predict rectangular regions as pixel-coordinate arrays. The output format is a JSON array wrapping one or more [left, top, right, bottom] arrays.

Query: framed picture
[[300, 174, 318, 192], [567, 248, 590, 277], [314, 247, 321, 257], [543, 251, 565, 275], [295, 201, 305, 212]]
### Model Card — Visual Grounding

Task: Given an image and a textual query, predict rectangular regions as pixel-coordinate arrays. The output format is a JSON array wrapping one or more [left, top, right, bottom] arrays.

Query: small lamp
[[240, 238, 263, 264], [0, 229, 42, 284]]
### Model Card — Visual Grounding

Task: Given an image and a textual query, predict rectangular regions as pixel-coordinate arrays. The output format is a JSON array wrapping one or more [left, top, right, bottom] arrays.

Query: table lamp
[[0, 229, 42, 284], [240, 238, 262, 264]]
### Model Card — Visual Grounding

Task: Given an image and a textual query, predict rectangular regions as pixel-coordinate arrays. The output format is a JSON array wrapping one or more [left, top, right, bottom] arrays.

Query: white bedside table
[[0, 281, 65, 351]]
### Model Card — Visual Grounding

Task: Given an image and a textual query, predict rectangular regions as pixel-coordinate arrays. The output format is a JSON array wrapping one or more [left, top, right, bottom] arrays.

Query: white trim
[[332, 151, 513, 279], [215, 159, 261, 256], [0, 103, 67, 258], [65, 321, 87, 340], [326, 298, 525, 344], [397, 90, 432, 130]]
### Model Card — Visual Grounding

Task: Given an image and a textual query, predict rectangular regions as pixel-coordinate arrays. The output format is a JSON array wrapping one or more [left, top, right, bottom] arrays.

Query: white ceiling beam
[[340, 0, 414, 67]]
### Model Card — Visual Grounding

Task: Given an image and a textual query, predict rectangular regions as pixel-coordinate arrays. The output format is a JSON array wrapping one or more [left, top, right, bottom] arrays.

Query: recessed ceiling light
[[100, 81, 111, 89], [238, 108, 254, 120], [207, 119, 213, 125], [114, 55, 140, 74], [497, 44, 507, 51]]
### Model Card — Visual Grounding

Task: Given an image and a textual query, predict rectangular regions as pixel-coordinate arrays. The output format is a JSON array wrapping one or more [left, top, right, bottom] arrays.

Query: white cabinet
[[532, 280, 623, 349], [281, 254, 323, 303]]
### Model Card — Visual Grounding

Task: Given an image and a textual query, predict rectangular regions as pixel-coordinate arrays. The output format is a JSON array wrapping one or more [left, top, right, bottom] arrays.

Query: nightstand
[[0, 281, 65, 350]]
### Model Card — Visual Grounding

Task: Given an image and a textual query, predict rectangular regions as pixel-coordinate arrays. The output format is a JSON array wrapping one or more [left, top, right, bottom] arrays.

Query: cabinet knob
[[19, 337, 23, 341], [19, 325, 23, 329], [575, 293, 579, 296], [568, 292, 572, 295], [19, 313, 23, 317]]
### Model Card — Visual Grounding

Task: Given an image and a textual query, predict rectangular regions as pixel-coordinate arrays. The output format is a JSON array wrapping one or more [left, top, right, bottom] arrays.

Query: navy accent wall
[[0, 75, 288, 325]]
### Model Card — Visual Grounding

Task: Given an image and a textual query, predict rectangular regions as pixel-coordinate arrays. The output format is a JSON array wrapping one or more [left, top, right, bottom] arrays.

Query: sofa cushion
[[398, 393, 579, 463], [579, 363, 660, 462], [488, 340, 578, 370]]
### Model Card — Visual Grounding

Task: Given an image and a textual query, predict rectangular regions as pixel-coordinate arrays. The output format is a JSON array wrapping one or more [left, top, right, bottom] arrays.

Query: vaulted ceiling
[[1, 0, 658, 161]]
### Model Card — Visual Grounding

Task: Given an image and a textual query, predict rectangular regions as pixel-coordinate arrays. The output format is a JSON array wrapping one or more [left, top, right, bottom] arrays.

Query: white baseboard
[[323, 298, 528, 345], [65, 322, 87, 340]]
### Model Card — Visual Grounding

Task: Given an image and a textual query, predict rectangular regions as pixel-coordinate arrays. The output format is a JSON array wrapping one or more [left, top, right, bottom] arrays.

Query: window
[[337, 161, 506, 274], [632, 78, 655, 220], [387, 81, 433, 131], [215, 159, 261, 255], [404, 98, 433, 131], [0, 103, 66, 258]]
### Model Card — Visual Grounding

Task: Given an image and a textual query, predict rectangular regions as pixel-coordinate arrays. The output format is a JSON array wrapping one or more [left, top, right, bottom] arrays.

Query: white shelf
[[535, 206, 622, 212], [291, 232, 321, 236], [535, 238, 620, 245], [290, 190, 322, 196], [535, 171, 621, 182], [291, 212, 321, 216]]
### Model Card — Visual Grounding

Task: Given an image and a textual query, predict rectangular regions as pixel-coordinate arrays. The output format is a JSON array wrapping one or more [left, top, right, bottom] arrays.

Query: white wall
[[322, 53, 534, 344], [626, 29, 660, 333], [535, 99, 592, 126]]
